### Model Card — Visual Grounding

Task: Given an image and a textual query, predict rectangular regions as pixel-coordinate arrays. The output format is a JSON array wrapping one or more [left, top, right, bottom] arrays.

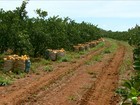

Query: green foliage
[[133, 47, 140, 71], [103, 49, 111, 54], [40, 59, 51, 65], [58, 56, 71, 62], [0, 76, 11, 86], [133, 60, 140, 70], [35, 8, 48, 18], [92, 55, 102, 62], [12, 69, 24, 75], [116, 73, 140, 105], [116, 36, 140, 105], [0, 1, 102, 57], [45, 65, 53, 72]]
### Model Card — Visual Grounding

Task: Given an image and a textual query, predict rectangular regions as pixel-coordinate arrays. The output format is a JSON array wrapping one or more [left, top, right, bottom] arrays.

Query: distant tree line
[[104, 25, 140, 47]]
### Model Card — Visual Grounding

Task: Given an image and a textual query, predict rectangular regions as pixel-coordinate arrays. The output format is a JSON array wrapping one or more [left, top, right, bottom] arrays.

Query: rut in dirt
[[79, 45, 125, 105], [0, 42, 110, 105], [20, 44, 125, 105]]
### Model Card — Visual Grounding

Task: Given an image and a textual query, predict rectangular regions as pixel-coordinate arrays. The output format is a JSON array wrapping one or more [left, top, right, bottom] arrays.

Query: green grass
[[0, 39, 108, 86], [103, 48, 111, 54], [0, 75, 12, 86], [104, 38, 133, 75], [85, 53, 103, 65], [30, 62, 40, 73], [89, 42, 105, 51], [118, 41, 133, 75], [85, 39, 119, 65], [40, 59, 52, 65], [78, 51, 87, 55], [30, 58, 52, 73], [105, 38, 118, 53], [121, 59, 132, 72], [119, 55, 133, 75], [114, 39, 135, 105], [66, 41, 106, 62], [12, 68, 24, 75], [31, 57, 51, 65], [58, 55, 72, 62], [92, 55, 102, 62], [44, 65, 53, 72], [0, 69, 28, 86], [11, 72, 26, 79]]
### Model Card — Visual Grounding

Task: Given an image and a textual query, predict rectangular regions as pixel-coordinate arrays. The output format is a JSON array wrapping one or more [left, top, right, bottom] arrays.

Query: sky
[[0, 0, 140, 31]]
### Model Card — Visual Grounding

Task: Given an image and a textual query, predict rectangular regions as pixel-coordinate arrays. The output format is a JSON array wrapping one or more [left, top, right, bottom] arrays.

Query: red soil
[[0, 42, 126, 105]]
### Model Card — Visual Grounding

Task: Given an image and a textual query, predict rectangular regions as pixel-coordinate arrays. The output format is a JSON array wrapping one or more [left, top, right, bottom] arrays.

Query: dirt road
[[0, 41, 126, 105]]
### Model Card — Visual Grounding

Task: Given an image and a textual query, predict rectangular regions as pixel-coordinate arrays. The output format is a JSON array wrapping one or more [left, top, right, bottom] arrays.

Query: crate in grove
[[49, 51, 57, 61], [79, 45, 85, 51], [3, 55, 30, 72], [73, 46, 80, 52], [3, 60, 14, 71], [57, 48, 65, 59], [85, 44, 90, 50], [14, 59, 25, 72], [45, 49, 52, 59]]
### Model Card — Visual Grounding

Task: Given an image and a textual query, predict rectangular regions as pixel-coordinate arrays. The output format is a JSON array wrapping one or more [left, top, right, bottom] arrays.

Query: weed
[[79, 51, 86, 55], [45, 65, 53, 72], [8, 71, 26, 79], [68, 95, 77, 101], [40, 59, 51, 65], [18, 73, 26, 78], [85, 61, 92, 65], [58, 56, 71, 62], [92, 55, 102, 62], [30, 62, 40, 73], [12, 69, 24, 75], [91, 42, 105, 50], [74, 54, 80, 58], [85, 53, 103, 65], [104, 49, 111, 54], [30, 58, 52, 73], [0, 76, 12, 86]]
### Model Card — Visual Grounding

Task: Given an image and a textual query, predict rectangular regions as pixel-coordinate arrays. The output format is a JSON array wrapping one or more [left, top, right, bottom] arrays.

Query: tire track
[[20, 43, 118, 105], [0, 42, 109, 105], [79, 45, 125, 105]]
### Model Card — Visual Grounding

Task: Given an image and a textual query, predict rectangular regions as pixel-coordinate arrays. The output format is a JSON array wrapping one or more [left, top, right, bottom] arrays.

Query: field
[[0, 39, 135, 105], [0, 1, 140, 105]]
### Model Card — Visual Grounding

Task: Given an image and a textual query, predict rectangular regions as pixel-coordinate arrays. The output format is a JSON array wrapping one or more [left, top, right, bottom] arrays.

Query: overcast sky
[[0, 0, 140, 31]]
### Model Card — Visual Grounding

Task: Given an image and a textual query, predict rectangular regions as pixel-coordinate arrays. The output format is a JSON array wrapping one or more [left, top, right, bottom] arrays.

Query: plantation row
[[0, 1, 139, 55], [105, 26, 140, 70], [104, 25, 140, 47], [105, 19, 140, 105], [0, 1, 102, 57]]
